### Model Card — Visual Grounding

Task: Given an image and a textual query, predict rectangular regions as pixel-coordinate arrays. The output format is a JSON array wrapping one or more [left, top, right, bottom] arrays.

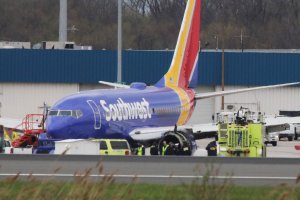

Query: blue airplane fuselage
[[46, 85, 195, 141]]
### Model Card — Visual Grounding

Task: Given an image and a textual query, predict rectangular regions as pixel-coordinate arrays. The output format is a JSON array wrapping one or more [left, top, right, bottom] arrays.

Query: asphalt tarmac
[[0, 139, 300, 186], [1, 153, 300, 186]]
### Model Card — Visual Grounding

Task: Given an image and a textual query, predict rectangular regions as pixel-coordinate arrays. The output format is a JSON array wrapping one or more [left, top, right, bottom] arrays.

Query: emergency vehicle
[[93, 139, 132, 155], [217, 108, 266, 157]]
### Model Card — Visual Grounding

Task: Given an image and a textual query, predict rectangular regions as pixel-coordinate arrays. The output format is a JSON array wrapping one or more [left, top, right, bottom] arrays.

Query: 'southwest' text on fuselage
[[100, 98, 151, 122]]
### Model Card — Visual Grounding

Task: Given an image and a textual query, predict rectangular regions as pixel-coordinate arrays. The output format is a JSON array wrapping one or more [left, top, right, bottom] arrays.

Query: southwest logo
[[100, 98, 151, 122]]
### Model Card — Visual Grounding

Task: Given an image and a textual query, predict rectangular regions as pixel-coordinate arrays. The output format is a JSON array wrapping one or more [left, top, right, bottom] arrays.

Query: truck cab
[[93, 139, 132, 155], [276, 123, 300, 141]]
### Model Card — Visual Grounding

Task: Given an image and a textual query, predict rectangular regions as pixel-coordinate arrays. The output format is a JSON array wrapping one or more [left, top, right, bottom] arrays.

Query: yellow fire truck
[[217, 108, 266, 157]]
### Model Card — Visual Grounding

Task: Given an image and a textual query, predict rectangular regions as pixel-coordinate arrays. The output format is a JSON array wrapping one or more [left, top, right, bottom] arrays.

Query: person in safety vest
[[136, 143, 145, 156], [206, 135, 218, 156], [161, 141, 169, 156]]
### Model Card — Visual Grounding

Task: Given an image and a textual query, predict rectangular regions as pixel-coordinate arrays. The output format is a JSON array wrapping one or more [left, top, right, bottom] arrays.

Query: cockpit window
[[48, 110, 59, 116], [71, 111, 77, 118], [70, 110, 83, 118], [59, 110, 72, 116], [48, 110, 83, 118]]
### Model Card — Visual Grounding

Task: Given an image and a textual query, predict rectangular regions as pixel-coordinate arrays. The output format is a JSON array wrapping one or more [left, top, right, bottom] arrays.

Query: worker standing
[[150, 142, 158, 155], [136, 143, 145, 156], [167, 142, 176, 155], [206, 136, 218, 156], [161, 141, 169, 156]]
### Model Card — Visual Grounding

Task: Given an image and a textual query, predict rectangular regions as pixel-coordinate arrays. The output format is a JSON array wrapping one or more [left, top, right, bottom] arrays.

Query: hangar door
[[188, 86, 215, 124]]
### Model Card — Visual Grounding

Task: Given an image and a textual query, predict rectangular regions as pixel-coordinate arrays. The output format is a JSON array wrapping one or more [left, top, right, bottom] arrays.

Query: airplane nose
[[46, 118, 66, 139], [46, 122, 59, 138]]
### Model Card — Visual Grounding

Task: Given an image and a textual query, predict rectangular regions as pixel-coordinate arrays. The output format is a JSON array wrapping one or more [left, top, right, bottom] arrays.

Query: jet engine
[[158, 130, 197, 156]]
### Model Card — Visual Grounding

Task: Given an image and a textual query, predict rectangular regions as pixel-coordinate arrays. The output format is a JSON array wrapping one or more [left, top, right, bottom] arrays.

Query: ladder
[[11, 114, 45, 148]]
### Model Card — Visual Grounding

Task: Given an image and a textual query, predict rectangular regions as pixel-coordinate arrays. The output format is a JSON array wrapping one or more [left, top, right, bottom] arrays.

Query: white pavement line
[[0, 174, 297, 180]]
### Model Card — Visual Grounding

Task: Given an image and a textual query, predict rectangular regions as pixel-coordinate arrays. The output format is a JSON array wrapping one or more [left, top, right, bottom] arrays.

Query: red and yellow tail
[[156, 0, 201, 89]]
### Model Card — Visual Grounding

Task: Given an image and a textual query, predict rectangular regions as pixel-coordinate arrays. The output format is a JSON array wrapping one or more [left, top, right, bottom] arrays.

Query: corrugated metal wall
[[0, 83, 79, 118], [214, 85, 300, 115], [0, 49, 299, 85], [188, 86, 215, 124], [224, 52, 300, 86], [0, 49, 116, 83], [122, 50, 173, 84]]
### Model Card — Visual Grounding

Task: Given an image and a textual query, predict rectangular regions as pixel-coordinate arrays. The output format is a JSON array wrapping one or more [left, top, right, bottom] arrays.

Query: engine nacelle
[[158, 130, 197, 156]]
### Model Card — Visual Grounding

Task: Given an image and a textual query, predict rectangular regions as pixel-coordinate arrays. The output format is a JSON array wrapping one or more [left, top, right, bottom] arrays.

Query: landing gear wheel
[[294, 135, 298, 140]]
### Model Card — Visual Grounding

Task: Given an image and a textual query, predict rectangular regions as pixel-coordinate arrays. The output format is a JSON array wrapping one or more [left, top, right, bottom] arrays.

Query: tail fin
[[156, 0, 200, 88]]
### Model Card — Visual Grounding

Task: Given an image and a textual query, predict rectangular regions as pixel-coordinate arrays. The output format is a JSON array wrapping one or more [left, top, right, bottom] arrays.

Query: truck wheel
[[288, 136, 293, 141], [262, 146, 267, 157], [272, 141, 277, 146]]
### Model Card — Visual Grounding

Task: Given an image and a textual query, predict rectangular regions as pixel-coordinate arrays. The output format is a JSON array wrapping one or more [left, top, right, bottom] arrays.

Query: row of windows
[[152, 105, 189, 115], [48, 110, 83, 119]]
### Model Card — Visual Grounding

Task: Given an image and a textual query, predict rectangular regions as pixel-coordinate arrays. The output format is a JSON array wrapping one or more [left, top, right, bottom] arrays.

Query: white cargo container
[[1, 140, 33, 154], [54, 139, 99, 155]]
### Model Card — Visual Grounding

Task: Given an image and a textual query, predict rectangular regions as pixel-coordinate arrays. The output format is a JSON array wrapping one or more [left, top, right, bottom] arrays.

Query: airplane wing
[[264, 116, 300, 133], [99, 81, 130, 89], [264, 116, 300, 125], [129, 124, 218, 141], [195, 82, 300, 99]]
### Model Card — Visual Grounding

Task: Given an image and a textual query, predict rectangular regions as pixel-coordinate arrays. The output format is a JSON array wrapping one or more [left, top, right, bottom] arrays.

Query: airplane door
[[87, 100, 101, 130]]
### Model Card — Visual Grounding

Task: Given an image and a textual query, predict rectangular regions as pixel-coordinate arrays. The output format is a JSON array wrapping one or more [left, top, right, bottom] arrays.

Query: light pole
[[214, 35, 219, 50], [59, 0, 67, 42], [117, 0, 122, 83]]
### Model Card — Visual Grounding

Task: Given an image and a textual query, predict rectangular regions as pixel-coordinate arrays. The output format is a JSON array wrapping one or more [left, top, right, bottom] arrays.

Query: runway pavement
[[1, 154, 300, 186]]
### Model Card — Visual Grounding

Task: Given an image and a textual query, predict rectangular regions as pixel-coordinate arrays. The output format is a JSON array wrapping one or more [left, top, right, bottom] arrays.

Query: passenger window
[[100, 141, 108, 150], [110, 141, 128, 149]]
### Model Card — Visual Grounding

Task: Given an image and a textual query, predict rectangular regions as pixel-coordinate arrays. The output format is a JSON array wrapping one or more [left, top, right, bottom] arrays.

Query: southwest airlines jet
[[46, 0, 298, 155]]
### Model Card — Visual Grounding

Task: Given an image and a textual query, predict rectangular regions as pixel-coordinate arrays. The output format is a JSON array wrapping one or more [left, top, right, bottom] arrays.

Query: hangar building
[[0, 49, 299, 124]]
